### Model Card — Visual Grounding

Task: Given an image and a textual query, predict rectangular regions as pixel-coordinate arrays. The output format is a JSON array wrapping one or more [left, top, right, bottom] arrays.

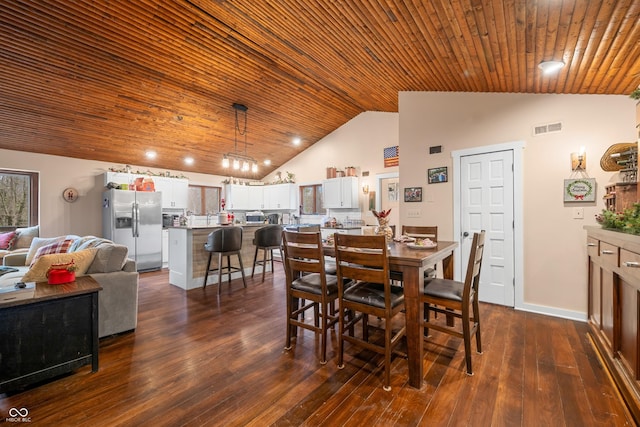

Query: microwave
[[162, 214, 178, 228], [246, 211, 265, 224]]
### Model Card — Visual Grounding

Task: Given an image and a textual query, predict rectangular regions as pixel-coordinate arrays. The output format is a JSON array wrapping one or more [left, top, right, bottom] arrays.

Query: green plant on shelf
[[596, 203, 640, 235]]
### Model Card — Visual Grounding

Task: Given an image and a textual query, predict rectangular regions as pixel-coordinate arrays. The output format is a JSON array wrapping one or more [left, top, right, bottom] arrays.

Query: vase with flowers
[[372, 209, 393, 244]]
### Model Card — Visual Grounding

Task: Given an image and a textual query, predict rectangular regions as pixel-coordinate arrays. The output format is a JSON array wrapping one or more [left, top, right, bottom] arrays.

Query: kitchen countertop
[[321, 226, 363, 230], [167, 223, 273, 229]]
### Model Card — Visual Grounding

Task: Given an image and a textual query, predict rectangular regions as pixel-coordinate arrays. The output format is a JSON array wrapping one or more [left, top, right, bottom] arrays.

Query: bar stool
[[251, 224, 283, 282], [202, 226, 246, 295]]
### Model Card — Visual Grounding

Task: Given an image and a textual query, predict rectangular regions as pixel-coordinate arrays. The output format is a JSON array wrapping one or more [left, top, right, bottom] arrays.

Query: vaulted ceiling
[[1, 0, 639, 179]]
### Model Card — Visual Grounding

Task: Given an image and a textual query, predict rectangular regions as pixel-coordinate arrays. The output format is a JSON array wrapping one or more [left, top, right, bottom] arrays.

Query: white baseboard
[[515, 302, 587, 322]]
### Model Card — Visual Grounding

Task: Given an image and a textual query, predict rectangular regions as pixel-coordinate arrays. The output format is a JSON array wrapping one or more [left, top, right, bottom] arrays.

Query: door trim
[[452, 141, 525, 310], [375, 172, 399, 211]]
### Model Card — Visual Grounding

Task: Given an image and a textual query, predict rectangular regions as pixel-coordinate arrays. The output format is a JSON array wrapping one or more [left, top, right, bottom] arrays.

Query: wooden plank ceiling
[[1, 0, 639, 179]]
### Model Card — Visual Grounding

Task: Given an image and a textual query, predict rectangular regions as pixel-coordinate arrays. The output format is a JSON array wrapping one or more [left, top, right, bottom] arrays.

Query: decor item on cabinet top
[[107, 165, 187, 179], [596, 204, 640, 235], [272, 171, 295, 184]]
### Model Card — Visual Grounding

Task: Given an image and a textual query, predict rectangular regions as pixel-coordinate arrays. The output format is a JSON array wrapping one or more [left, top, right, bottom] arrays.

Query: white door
[[460, 150, 515, 306]]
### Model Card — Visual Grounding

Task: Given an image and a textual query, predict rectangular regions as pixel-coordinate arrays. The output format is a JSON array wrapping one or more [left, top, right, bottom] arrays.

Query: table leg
[[403, 265, 425, 389]]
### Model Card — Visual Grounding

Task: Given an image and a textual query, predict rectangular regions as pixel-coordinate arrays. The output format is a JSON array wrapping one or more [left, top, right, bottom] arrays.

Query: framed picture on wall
[[404, 187, 422, 202], [428, 167, 448, 184]]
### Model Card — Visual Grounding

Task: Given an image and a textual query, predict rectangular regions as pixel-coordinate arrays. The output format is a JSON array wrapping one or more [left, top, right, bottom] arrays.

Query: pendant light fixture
[[221, 103, 258, 174]]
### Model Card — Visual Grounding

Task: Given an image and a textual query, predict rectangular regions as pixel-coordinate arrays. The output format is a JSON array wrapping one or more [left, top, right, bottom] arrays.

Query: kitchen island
[[168, 224, 268, 290]]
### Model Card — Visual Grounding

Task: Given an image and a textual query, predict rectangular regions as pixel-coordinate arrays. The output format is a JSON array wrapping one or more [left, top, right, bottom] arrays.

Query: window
[[187, 185, 221, 214], [300, 184, 325, 215], [0, 169, 38, 229]]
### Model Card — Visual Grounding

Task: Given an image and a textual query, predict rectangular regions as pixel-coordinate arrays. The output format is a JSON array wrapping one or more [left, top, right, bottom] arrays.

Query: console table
[[0, 276, 102, 393]]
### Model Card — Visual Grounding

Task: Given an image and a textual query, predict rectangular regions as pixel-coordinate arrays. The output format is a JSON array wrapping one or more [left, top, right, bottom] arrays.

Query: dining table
[[324, 239, 458, 389]]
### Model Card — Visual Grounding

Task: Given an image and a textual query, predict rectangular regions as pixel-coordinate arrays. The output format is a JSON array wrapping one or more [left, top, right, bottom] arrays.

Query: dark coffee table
[[0, 276, 102, 393]]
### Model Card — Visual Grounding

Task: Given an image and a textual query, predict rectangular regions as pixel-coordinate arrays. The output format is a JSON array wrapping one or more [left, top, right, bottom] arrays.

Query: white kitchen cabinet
[[250, 186, 265, 210], [263, 183, 297, 210], [154, 177, 189, 210], [104, 172, 188, 210], [322, 177, 358, 209], [226, 184, 296, 210], [226, 184, 252, 210]]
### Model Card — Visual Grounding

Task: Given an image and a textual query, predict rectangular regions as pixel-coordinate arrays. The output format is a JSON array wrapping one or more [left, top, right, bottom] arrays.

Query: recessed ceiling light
[[184, 157, 194, 165], [264, 159, 271, 166], [145, 150, 157, 159], [538, 60, 565, 75], [292, 137, 301, 146]]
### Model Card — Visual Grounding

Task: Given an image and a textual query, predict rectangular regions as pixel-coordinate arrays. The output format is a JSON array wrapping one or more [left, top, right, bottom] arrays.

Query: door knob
[[463, 231, 469, 237]]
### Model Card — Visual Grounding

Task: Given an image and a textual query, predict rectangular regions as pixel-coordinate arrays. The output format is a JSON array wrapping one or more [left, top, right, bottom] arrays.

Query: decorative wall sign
[[404, 187, 422, 202], [564, 178, 596, 202], [62, 187, 79, 203], [428, 167, 448, 183]]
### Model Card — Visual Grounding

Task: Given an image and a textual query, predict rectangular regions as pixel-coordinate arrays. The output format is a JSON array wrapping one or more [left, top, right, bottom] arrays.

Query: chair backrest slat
[[401, 225, 437, 241], [282, 230, 325, 276]]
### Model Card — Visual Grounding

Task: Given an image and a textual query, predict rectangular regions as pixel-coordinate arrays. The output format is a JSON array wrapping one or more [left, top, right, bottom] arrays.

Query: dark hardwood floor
[[0, 265, 634, 426]]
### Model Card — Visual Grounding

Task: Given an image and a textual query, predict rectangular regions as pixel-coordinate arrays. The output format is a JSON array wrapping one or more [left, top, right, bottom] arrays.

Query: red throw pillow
[[30, 239, 74, 266], [0, 231, 17, 250]]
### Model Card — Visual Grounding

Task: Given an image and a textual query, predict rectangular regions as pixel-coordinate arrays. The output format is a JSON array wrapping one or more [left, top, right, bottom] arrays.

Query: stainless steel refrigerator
[[102, 189, 162, 271]]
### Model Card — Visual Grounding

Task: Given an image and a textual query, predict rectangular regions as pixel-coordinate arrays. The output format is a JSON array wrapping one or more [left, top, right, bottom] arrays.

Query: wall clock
[[62, 187, 79, 203]]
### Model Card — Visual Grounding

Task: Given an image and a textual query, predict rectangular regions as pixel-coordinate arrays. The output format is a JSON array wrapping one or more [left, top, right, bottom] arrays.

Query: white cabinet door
[[226, 184, 251, 210], [322, 179, 342, 208], [322, 177, 358, 208], [155, 177, 189, 210], [249, 186, 265, 210], [264, 184, 296, 209]]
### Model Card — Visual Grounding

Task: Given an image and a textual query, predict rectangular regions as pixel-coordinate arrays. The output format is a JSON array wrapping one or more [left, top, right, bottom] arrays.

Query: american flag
[[383, 146, 399, 167]]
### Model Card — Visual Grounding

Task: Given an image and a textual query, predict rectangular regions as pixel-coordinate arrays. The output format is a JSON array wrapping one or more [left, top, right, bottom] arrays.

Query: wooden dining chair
[[282, 229, 339, 364], [421, 230, 486, 375], [333, 234, 406, 391]]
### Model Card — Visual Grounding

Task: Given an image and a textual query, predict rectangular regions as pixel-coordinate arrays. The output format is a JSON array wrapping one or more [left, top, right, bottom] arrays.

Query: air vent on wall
[[533, 121, 563, 136]]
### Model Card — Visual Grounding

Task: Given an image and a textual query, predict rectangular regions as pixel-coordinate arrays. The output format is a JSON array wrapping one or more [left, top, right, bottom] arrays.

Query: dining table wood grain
[[324, 239, 458, 388]]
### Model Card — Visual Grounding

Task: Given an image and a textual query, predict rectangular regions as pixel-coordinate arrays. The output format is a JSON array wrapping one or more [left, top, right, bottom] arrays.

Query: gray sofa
[[1, 236, 139, 338]]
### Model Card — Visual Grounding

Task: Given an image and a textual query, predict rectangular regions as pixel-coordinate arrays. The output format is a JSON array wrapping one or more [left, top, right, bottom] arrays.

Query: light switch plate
[[573, 207, 584, 219], [407, 209, 421, 218]]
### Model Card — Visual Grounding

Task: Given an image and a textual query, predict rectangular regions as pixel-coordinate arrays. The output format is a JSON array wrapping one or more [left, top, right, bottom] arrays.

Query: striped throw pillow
[[30, 239, 74, 266]]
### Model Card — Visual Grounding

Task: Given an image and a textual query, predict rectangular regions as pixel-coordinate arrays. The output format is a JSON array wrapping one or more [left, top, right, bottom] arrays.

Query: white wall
[[264, 111, 399, 223], [398, 92, 637, 318], [0, 149, 228, 237]]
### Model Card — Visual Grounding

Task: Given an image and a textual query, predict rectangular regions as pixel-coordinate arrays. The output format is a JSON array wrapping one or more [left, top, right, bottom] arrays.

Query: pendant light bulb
[[222, 156, 229, 168]]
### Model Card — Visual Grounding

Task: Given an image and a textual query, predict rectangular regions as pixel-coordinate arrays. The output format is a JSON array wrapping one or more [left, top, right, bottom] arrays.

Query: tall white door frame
[[452, 141, 525, 310]]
